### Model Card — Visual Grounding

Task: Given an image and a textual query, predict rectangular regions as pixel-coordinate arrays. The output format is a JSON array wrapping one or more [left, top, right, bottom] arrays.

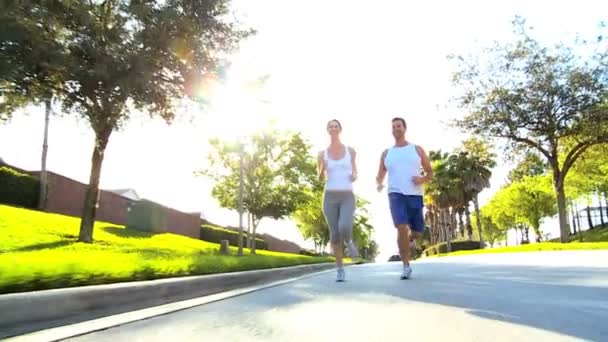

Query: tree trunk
[[452, 209, 458, 239], [247, 212, 252, 249], [533, 225, 542, 242], [599, 193, 605, 227], [523, 226, 530, 243], [449, 207, 455, 239], [444, 208, 452, 252], [552, 171, 569, 243], [604, 192, 608, 222], [250, 218, 259, 254], [434, 210, 440, 243], [473, 193, 484, 248], [574, 202, 582, 234], [237, 147, 244, 256], [465, 204, 473, 240], [78, 131, 111, 243], [586, 204, 594, 230], [570, 201, 577, 235], [458, 210, 465, 238], [38, 98, 52, 211]]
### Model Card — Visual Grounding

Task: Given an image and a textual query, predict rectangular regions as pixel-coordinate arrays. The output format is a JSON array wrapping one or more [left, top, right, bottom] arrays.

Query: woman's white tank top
[[324, 146, 353, 191]]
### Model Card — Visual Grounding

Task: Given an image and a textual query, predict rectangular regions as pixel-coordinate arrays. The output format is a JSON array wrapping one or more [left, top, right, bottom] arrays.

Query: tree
[[473, 211, 505, 247], [365, 240, 380, 261], [451, 138, 496, 247], [451, 16, 608, 242], [294, 188, 377, 258], [204, 128, 316, 254], [352, 196, 374, 256], [484, 186, 518, 244], [0, 1, 250, 242], [508, 152, 548, 183], [565, 142, 608, 227], [293, 187, 330, 253], [0, 3, 66, 210], [509, 175, 557, 241]]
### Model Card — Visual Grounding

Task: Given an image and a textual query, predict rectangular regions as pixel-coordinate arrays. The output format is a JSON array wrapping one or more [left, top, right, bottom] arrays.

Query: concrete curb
[[0, 262, 336, 339]]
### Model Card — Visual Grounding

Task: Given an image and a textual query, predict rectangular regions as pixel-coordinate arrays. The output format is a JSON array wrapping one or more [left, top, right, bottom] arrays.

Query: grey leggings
[[323, 191, 355, 244]]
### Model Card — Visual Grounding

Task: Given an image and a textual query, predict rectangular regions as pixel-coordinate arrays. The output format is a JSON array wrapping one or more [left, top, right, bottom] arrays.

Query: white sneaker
[[347, 240, 358, 258], [401, 264, 412, 280], [336, 268, 346, 282]]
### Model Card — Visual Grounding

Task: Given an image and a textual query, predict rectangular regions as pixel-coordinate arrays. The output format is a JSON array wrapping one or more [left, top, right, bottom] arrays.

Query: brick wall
[[31, 171, 132, 226], [209, 224, 303, 254], [166, 207, 200, 239], [261, 233, 301, 254]]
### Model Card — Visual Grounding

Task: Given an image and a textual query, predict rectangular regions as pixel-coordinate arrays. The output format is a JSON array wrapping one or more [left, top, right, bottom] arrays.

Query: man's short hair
[[392, 117, 407, 129]]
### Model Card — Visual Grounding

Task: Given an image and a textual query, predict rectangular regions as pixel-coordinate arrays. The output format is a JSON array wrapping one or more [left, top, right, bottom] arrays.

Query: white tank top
[[324, 146, 353, 191], [384, 144, 423, 196]]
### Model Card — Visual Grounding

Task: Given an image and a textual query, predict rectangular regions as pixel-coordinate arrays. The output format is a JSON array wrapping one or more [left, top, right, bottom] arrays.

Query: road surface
[[67, 251, 608, 341]]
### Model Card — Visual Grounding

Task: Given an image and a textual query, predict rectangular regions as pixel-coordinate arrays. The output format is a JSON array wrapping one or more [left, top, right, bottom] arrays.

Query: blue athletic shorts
[[388, 193, 425, 232]]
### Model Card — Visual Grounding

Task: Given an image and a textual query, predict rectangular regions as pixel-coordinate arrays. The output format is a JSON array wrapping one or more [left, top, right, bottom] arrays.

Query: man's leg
[[397, 223, 411, 265], [407, 195, 426, 257], [389, 193, 412, 270]]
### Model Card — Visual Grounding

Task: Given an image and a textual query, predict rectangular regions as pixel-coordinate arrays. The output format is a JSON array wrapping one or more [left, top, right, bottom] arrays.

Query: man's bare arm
[[376, 149, 388, 191], [415, 145, 433, 183]]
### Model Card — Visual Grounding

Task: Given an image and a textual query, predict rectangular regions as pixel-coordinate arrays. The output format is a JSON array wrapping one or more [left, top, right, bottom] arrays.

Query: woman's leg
[[339, 192, 357, 257], [323, 192, 343, 268]]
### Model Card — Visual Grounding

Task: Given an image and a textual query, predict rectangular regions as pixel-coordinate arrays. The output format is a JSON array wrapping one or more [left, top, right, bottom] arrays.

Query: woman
[[318, 119, 358, 282]]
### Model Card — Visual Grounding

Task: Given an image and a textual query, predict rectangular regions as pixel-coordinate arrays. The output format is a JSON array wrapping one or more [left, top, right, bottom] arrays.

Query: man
[[376, 117, 433, 279]]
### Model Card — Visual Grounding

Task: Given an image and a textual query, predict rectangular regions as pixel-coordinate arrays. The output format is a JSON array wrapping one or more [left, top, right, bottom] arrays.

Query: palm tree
[[457, 139, 497, 247], [427, 151, 454, 250]]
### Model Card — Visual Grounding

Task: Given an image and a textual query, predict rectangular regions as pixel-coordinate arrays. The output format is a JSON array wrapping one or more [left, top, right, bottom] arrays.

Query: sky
[[1, 0, 606, 261]]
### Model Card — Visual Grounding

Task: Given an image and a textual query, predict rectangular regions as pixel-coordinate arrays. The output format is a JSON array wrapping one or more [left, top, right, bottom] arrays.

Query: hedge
[[299, 249, 319, 257], [200, 224, 268, 250], [0, 167, 39, 209], [423, 240, 482, 256]]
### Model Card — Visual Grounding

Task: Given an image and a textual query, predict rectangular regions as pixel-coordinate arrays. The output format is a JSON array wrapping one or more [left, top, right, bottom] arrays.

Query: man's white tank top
[[384, 143, 423, 196], [324, 146, 353, 191]]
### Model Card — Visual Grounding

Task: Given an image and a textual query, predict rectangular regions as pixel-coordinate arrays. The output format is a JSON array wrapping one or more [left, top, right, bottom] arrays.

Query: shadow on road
[[226, 261, 608, 341], [64, 257, 608, 341]]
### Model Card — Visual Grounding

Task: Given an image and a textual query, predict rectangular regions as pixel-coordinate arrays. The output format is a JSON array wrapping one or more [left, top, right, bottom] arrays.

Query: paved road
[[68, 251, 608, 342]]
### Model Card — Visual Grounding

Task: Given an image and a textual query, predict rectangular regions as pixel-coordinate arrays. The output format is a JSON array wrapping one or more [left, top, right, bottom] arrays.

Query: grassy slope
[[0, 205, 333, 293], [426, 225, 608, 258]]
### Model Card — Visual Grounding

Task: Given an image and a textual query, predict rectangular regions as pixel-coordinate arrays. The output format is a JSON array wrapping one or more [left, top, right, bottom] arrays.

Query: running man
[[376, 117, 433, 279]]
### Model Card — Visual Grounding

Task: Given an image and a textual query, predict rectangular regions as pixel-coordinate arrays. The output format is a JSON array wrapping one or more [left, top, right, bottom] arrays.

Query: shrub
[[298, 249, 318, 257], [200, 224, 267, 250], [423, 240, 482, 256], [0, 167, 39, 209]]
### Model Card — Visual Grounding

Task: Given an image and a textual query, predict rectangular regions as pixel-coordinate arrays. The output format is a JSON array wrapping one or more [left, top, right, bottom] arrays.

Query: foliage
[[564, 142, 608, 199], [424, 139, 495, 247], [200, 224, 267, 251], [482, 174, 557, 242], [472, 212, 506, 248], [423, 240, 482, 257], [429, 241, 608, 258], [508, 152, 548, 183], [0, 0, 251, 242], [0, 205, 332, 294], [293, 186, 377, 259], [0, 167, 39, 209], [450, 15, 608, 242], [202, 128, 317, 253]]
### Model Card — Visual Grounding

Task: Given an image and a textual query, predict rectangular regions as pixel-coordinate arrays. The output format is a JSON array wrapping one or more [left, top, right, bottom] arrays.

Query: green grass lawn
[[0, 205, 334, 294], [562, 225, 608, 242], [425, 225, 608, 258]]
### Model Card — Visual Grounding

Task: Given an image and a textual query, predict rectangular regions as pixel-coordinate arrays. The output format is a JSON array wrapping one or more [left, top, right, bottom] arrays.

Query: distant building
[[108, 188, 140, 201]]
